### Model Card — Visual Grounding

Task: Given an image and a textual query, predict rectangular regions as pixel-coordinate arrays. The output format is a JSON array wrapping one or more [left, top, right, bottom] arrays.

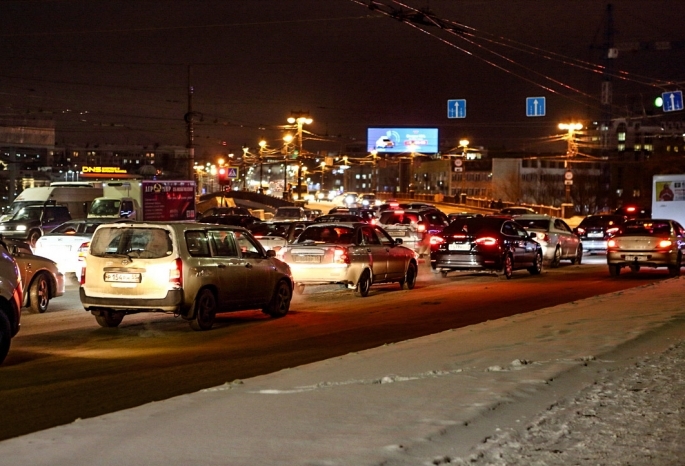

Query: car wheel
[[668, 253, 682, 277], [550, 247, 561, 268], [28, 272, 50, 314], [94, 310, 124, 328], [570, 245, 583, 265], [294, 283, 305, 295], [190, 289, 217, 331], [528, 251, 543, 275], [28, 230, 41, 248], [0, 311, 11, 365], [402, 263, 417, 290], [355, 269, 372, 297], [502, 254, 513, 279], [263, 280, 292, 318], [609, 264, 621, 277]]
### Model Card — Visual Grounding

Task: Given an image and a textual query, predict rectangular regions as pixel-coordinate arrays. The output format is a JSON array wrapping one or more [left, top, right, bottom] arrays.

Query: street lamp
[[287, 112, 313, 200], [320, 161, 326, 191], [459, 139, 469, 158], [282, 134, 293, 199], [258, 139, 267, 194], [558, 122, 583, 204]]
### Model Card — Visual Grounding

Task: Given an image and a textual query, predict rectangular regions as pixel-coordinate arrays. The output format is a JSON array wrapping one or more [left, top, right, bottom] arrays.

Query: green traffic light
[[655, 96, 663, 107]]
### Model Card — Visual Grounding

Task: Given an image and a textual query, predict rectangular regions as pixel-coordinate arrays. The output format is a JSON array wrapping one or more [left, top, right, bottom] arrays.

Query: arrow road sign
[[662, 91, 683, 112], [526, 96, 546, 117], [447, 99, 466, 119]]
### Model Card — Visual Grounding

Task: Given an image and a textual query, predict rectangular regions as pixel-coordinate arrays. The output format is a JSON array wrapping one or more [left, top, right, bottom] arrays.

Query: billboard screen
[[367, 127, 439, 154], [142, 180, 196, 222]]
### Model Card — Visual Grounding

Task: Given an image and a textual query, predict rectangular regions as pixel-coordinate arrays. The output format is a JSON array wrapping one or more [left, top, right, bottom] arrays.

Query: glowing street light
[[258, 139, 267, 194], [558, 122, 583, 204], [287, 112, 313, 199]]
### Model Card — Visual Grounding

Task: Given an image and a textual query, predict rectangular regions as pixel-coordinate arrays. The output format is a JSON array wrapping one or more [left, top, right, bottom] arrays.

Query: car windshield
[[12, 207, 42, 221], [295, 225, 355, 244], [579, 215, 624, 228], [89, 199, 121, 216], [622, 220, 672, 235], [91, 227, 172, 258], [518, 219, 550, 230], [379, 212, 420, 225], [51, 221, 104, 235]]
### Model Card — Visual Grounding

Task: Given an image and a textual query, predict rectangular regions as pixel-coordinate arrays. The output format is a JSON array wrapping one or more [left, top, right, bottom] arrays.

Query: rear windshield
[[517, 219, 549, 230], [578, 215, 624, 227], [444, 217, 504, 235], [249, 223, 289, 237], [275, 208, 303, 218], [91, 227, 172, 258], [379, 212, 420, 225], [622, 220, 672, 235], [295, 225, 355, 244]]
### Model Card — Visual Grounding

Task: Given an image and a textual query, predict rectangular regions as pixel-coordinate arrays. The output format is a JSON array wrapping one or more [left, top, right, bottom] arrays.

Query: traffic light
[[218, 167, 229, 185]]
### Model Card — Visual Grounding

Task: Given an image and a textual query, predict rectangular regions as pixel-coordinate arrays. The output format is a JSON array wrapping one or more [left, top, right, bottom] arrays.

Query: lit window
[[618, 144, 625, 152], [617, 132, 626, 142], [634, 144, 641, 151]]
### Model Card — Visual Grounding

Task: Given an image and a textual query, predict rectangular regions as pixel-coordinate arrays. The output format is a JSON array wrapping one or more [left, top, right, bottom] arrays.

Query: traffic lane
[[0, 263, 669, 440]]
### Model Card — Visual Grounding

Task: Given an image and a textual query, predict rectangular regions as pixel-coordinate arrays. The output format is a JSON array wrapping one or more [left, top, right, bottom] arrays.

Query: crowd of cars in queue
[[1, 193, 684, 366]]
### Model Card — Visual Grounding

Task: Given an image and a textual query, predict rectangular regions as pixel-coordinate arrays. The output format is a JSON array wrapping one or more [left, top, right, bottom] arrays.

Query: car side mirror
[[266, 249, 277, 258], [394, 238, 404, 245], [528, 232, 537, 239]]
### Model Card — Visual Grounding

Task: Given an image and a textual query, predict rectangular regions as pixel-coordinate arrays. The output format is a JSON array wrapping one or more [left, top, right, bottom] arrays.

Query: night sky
[[2, 0, 684, 159]]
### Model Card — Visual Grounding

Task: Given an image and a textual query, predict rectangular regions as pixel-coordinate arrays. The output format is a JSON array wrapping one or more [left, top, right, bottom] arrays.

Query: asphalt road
[[0, 255, 670, 441]]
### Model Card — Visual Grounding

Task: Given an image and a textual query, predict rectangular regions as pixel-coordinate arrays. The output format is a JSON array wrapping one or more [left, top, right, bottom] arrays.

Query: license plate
[[104, 272, 141, 283], [294, 255, 321, 263], [626, 255, 646, 262], [588, 232, 603, 238], [448, 243, 471, 251]]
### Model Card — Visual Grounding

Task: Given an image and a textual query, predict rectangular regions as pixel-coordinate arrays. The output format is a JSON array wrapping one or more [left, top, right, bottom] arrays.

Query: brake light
[[576, 227, 585, 235], [532, 232, 550, 242], [169, 258, 182, 288], [606, 227, 619, 236], [607, 239, 617, 248], [658, 239, 673, 248], [77, 242, 90, 259], [475, 236, 498, 246], [389, 203, 399, 208], [80, 267, 86, 285], [333, 247, 350, 264], [626, 206, 636, 213], [417, 224, 426, 233], [370, 218, 376, 225], [395, 210, 405, 215], [451, 233, 467, 239], [430, 236, 444, 245]]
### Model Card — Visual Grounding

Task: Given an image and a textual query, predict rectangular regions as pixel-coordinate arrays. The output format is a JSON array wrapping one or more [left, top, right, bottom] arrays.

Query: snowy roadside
[[0, 278, 684, 466]]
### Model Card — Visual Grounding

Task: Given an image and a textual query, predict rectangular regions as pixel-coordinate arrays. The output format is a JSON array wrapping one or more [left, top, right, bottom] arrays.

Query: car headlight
[[0, 226, 5, 231], [16, 225, 27, 231]]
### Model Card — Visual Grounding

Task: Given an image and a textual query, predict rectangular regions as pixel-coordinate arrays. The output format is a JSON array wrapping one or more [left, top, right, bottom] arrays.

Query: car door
[[199, 229, 245, 308], [375, 226, 406, 279], [503, 221, 534, 267], [233, 230, 277, 306], [554, 218, 577, 257], [360, 225, 387, 280]]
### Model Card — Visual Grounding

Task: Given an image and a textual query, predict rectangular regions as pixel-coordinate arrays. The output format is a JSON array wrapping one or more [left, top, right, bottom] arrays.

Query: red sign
[[142, 181, 196, 221]]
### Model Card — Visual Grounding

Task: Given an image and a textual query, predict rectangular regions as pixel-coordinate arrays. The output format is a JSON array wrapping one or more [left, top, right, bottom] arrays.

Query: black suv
[[574, 214, 626, 254], [0, 204, 72, 246]]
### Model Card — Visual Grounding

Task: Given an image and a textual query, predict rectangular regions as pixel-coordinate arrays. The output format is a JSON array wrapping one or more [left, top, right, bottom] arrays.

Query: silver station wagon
[[79, 222, 293, 330], [277, 222, 418, 297]]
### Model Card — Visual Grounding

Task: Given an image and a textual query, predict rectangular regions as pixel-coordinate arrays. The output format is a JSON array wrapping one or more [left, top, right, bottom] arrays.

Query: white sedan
[[516, 214, 583, 267], [33, 219, 112, 281]]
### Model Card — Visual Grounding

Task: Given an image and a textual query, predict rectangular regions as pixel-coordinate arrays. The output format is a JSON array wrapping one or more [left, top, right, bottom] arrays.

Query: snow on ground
[[0, 278, 684, 466]]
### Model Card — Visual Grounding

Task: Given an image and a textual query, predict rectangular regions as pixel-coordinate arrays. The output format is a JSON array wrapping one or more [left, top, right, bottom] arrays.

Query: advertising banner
[[142, 180, 196, 221], [367, 127, 439, 154]]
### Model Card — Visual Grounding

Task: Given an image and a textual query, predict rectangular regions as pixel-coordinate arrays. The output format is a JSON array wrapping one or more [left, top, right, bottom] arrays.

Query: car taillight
[[475, 236, 498, 246], [430, 236, 444, 245], [417, 224, 426, 233], [333, 247, 350, 264], [169, 258, 182, 288], [532, 232, 549, 242], [77, 242, 90, 259], [80, 267, 86, 285], [607, 239, 617, 248], [658, 239, 673, 248], [606, 227, 619, 236], [576, 227, 585, 235]]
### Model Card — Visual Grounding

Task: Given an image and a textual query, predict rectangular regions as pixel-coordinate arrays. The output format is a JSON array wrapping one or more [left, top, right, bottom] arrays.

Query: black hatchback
[[430, 216, 543, 279]]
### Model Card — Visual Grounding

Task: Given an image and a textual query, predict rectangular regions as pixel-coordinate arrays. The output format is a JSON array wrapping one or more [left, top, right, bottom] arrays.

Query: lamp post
[[282, 134, 293, 199], [320, 161, 326, 191], [287, 112, 313, 200], [258, 140, 266, 194], [558, 122, 583, 204]]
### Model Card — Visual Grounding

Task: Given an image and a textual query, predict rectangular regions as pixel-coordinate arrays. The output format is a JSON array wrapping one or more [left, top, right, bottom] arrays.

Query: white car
[[33, 219, 113, 281], [516, 214, 583, 267]]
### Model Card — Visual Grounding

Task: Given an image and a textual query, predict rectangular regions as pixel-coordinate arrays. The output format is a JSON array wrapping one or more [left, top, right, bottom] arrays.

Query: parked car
[[34, 219, 112, 282], [574, 214, 626, 254], [2, 238, 65, 313], [377, 208, 449, 256], [607, 218, 685, 277], [430, 216, 543, 279], [79, 222, 293, 330], [516, 214, 583, 267], [277, 222, 418, 297], [198, 214, 262, 229], [248, 221, 313, 251], [0, 204, 72, 247], [0, 238, 23, 364], [357, 193, 379, 207], [272, 206, 308, 222], [497, 206, 537, 216]]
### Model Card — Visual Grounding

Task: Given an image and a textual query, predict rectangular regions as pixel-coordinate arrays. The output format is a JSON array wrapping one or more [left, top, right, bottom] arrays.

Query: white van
[[2, 184, 104, 222]]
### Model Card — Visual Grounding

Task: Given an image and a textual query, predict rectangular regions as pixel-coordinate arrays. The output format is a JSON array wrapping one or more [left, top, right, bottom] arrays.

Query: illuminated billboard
[[367, 127, 439, 154]]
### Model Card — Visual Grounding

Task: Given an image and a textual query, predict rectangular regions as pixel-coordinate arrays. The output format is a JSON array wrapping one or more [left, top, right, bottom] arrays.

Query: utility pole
[[185, 65, 196, 185]]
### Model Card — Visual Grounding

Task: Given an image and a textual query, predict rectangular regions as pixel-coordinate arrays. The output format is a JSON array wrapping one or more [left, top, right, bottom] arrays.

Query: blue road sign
[[662, 91, 684, 112], [526, 97, 546, 117], [447, 99, 466, 119], [227, 167, 238, 178]]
